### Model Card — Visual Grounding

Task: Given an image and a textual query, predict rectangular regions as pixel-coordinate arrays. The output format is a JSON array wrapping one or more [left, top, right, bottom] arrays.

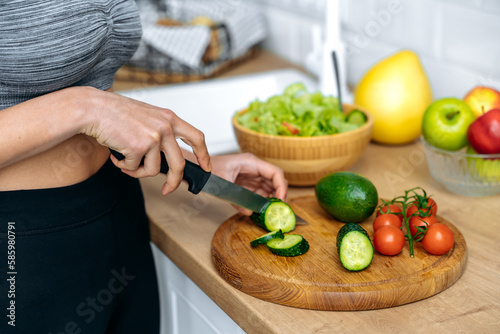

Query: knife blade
[[110, 150, 270, 213]]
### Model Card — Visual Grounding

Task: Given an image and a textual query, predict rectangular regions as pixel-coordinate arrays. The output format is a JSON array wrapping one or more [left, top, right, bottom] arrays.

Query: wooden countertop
[[114, 51, 500, 334]]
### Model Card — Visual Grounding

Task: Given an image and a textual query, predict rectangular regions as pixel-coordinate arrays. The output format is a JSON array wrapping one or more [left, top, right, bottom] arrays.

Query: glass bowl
[[421, 137, 500, 197]]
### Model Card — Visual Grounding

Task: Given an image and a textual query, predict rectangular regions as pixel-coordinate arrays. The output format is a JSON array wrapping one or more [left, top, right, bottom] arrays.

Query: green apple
[[422, 97, 476, 151]]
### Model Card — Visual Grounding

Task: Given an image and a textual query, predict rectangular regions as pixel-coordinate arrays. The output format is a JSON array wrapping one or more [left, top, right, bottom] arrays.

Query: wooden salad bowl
[[232, 104, 374, 186]]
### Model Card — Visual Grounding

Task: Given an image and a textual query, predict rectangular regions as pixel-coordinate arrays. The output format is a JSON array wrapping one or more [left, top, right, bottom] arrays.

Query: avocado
[[315, 171, 378, 223]]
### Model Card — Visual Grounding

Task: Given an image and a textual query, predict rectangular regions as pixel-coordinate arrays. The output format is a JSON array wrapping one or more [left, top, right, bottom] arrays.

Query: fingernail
[[162, 184, 171, 196]]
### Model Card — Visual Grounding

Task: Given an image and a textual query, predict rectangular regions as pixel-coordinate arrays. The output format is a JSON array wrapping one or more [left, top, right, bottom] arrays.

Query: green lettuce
[[235, 83, 358, 136]]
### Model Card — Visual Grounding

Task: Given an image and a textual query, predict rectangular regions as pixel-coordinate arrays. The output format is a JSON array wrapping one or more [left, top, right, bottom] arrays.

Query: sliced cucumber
[[250, 229, 285, 248], [266, 234, 309, 257], [336, 223, 373, 271], [250, 198, 296, 233], [346, 110, 367, 126]]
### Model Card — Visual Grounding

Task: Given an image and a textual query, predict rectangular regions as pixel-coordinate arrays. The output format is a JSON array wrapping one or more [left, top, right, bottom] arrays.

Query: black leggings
[[0, 159, 159, 333]]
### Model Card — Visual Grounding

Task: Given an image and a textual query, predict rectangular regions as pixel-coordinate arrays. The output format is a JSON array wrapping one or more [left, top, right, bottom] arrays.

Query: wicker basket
[[232, 104, 374, 186], [115, 47, 259, 84]]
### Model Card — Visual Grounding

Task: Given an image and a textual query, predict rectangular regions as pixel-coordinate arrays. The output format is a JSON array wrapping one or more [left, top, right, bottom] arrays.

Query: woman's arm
[[0, 87, 86, 170], [0, 86, 211, 194]]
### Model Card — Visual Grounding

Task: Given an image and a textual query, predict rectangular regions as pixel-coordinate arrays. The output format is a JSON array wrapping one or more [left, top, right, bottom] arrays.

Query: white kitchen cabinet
[[151, 244, 247, 334]]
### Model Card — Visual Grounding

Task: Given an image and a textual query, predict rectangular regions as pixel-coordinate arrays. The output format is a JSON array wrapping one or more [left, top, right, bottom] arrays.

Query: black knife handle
[[109, 149, 211, 194]]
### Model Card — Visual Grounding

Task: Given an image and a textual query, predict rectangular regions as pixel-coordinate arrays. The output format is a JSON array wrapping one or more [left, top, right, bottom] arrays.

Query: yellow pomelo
[[354, 50, 433, 145]]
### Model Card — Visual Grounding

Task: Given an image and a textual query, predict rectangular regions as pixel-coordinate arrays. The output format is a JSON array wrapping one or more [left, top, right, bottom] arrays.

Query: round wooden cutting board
[[211, 195, 467, 311]]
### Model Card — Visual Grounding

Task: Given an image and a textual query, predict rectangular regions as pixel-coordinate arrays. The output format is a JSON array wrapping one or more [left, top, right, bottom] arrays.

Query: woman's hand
[[80, 87, 211, 195], [210, 153, 288, 216]]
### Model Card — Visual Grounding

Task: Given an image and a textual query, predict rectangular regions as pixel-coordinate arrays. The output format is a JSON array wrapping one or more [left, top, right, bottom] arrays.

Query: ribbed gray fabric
[[0, 0, 142, 110]]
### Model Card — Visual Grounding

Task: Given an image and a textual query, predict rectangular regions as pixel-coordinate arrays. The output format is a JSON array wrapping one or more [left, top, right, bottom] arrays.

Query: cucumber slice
[[250, 198, 296, 233], [266, 234, 309, 257], [336, 223, 373, 271], [346, 110, 367, 126], [250, 229, 285, 248]]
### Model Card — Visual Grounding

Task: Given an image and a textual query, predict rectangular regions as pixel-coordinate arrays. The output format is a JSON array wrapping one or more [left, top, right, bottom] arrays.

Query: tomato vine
[[378, 187, 435, 257]]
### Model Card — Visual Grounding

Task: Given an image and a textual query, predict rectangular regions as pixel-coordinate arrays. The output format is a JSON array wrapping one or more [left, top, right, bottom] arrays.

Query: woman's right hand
[[80, 87, 211, 195]]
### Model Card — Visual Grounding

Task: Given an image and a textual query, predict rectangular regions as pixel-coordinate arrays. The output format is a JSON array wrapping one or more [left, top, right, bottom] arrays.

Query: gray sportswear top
[[0, 0, 142, 110]]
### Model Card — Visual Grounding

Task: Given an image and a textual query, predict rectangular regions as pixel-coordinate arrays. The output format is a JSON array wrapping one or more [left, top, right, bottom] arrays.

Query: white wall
[[251, 0, 500, 99]]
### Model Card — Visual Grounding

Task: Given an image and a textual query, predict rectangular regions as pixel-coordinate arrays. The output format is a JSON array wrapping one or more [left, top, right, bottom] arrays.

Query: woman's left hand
[[210, 153, 288, 216]]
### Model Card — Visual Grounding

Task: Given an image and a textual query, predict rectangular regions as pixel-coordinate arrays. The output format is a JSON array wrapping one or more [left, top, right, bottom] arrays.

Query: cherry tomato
[[373, 213, 403, 231], [373, 225, 405, 256], [282, 121, 300, 135], [406, 205, 431, 218], [406, 197, 438, 218], [409, 215, 438, 237], [425, 198, 438, 215], [422, 223, 454, 255], [376, 204, 403, 222]]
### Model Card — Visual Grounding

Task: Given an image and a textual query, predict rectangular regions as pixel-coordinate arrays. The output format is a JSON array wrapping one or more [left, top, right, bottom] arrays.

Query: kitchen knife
[[110, 149, 270, 213]]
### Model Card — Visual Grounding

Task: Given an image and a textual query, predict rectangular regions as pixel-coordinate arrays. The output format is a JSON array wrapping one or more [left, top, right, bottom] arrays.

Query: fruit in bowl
[[421, 97, 476, 151], [421, 137, 500, 196], [463, 86, 500, 118], [232, 83, 374, 186], [467, 108, 500, 155], [466, 146, 500, 182], [421, 96, 500, 196]]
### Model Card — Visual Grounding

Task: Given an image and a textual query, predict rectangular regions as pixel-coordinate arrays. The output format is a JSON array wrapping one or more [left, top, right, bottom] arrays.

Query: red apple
[[467, 108, 500, 154], [463, 86, 500, 118]]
